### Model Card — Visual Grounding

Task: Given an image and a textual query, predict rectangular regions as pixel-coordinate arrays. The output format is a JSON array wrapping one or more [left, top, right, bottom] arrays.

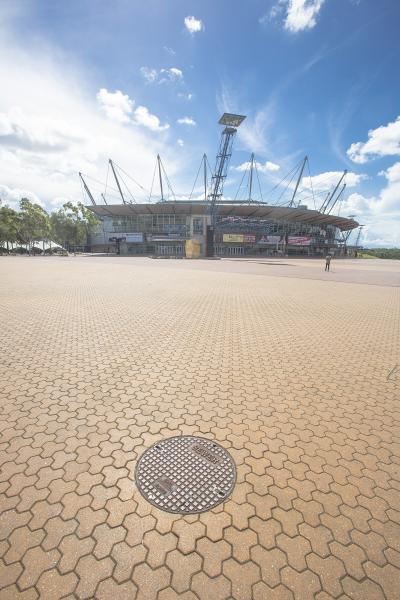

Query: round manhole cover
[[135, 436, 236, 514]]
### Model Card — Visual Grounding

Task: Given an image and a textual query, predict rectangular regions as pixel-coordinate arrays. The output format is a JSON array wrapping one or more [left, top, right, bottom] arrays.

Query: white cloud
[[140, 66, 184, 84], [316, 162, 400, 247], [347, 116, 400, 163], [235, 160, 280, 173], [285, 0, 325, 32], [0, 106, 82, 152], [239, 109, 273, 154], [97, 88, 169, 132], [265, 161, 281, 172], [160, 67, 183, 82], [259, 0, 286, 24], [96, 88, 133, 123], [133, 105, 169, 132], [140, 66, 158, 83], [0, 183, 42, 209], [303, 170, 366, 192], [338, 162, 400, 246], [178, 92, 194, 101], [266, 0, 325, 32], [177, 116, 196, 126], [184, 16, 204, 34], [0, 24, 182, 210], [177, 139, 184, 147], [163, 46, 176, 56]]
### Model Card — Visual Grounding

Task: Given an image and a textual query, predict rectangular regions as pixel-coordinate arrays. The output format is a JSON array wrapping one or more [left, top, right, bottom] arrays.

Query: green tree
[[0, 203, 20, 251], [362, 248, 400, 260], [50, 202, 100, 249], [18, 198, 50, 253]]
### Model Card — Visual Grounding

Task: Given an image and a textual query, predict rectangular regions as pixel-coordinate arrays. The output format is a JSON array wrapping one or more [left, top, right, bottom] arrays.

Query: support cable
[[306, 156, 316, 210], [82, 173, 121, 197], [234, 164, 249, 201], [113, 167, 137, 203], [104, 161, 110, 204], [160, 159, 176, 201], [113, 162, 149, 195], [188, 157, 204, 202], [148, 158, 157, 202], [254, 161, 264, 203], [262, 161, 303, 204], [275, 168, 300, 206]]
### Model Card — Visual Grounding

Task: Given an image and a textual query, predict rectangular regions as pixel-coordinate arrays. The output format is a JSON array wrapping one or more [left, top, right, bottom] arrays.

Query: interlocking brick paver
[[342, 576, 386, 600], [143, 530, 177, 568], [36, 570, 78, 600], [4, 527, 44, 564], [259, 583, 297, 600], [58, 534, 95, 573], [165, 550, 202, 592], [75, 554, 114, 599], [42, 517, 77, 551], [172, 519, 206, 554], [96, 578, 138, 600], [132, 563, 171, 600], [0, 585, 38, 600], [251, 545, 287, 587], [192, 571, 231, 600], [0, 256, 399, 599], [18, 546, 60, 589], [281, 565, 322, 599]]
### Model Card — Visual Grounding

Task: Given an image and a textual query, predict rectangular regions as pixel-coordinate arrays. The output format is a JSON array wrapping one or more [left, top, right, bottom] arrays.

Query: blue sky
[[0, 0, 399, 246]]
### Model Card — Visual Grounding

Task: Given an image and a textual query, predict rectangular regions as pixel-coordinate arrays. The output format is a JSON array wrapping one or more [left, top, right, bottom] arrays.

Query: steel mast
[[79, 172, 96, 206], [327, 183, 346, 215], [109, 159, 127, 204], [248, 153, 255, 202], [203, 154, 208, 201], [289, 156, 307, 207], [321, 170, 347, 213], [157, 154, 165, 202]]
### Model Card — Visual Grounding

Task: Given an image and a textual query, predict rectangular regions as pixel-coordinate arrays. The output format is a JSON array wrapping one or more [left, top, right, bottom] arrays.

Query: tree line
[[0, 198, 100, 253], [362, 248, 400, 260]]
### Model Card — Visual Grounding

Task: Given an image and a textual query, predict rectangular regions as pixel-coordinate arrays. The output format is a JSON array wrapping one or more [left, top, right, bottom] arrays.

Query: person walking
[[325, 254, 332, 271]]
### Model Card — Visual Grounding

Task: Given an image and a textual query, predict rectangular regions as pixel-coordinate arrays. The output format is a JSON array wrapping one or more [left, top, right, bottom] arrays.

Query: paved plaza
[[0, 256, 399, 600]]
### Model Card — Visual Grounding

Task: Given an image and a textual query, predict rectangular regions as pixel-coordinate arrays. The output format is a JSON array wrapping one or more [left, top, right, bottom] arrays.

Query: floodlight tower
[[209, 113, 246, 220], [355, 225, 364, 249], [206, 113, 246, 255]]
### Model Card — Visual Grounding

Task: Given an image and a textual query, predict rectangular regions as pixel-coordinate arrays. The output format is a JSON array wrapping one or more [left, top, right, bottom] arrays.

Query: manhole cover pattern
[[135, 436, 236, 514]]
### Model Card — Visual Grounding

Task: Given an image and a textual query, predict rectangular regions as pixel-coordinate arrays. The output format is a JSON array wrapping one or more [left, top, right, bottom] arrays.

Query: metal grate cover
[[135, 436, 236, 514]]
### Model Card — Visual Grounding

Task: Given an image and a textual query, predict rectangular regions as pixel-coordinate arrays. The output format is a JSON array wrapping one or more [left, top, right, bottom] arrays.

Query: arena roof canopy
[[88, 201, 359, 232]]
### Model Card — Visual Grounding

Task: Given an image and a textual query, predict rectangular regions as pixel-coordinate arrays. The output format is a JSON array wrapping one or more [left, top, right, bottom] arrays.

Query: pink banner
[[288, 236, 311, 246]]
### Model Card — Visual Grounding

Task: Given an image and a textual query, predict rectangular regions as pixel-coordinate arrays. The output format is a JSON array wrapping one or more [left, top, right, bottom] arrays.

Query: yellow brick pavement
[[0, 256, 399, 600]]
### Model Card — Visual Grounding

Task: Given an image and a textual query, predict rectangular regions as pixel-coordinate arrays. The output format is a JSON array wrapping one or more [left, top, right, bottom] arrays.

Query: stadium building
[[87, 201, 358, 257], [85, 114, 359, 257]]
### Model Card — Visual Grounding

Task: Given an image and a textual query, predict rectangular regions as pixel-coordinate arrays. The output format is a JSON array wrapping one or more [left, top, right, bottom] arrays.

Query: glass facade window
[[193, 217, 203, 234], [107, 214, 189, 235]]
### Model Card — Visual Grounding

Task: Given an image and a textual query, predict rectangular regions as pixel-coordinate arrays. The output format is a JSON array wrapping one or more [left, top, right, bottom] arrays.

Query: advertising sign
[[147, 234, 186, 241], [288, 236, 311, 246], [258, 235, 281, 245], [243, 234, 256, 243], [125, 233, 143, 243], [110, 233, 143, 243], [223, 234, 244, 243]]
